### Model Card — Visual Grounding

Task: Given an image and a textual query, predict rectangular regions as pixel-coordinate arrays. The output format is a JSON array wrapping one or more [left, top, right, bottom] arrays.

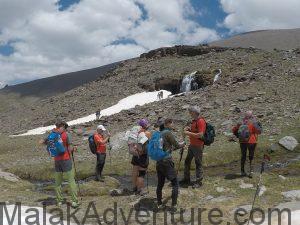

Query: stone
[[279, 175, 287, 180], [240, 180, 254, 189], [269, 143, 280, 152], [0, 170, 20, 182], [258, 185, 267, 197], [282, 190, 300, 201], [216, 187, 225, 193], [279, 136, 299, 151]]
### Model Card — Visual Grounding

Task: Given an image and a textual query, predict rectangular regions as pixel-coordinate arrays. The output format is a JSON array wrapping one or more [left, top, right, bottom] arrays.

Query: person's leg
[[192, 146, 204, 184], [156, 163, 166, 206], [54, 172, 64, 204], [170, 178, 179, 206], [182, 146, 194, 183], [240, 143, 247, 175], [95, 153, 101, 180], [132, 165, 138, 192], [136, 169, 146, 192], [98, 153, 106, 178], [248, 144, 257, 178], [65, 168, 78, 205]]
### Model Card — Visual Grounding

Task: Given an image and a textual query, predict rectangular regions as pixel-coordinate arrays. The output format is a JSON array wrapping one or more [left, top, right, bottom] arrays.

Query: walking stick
[[176, 147, 184, 175], [71, 151, 82, 199], [247, 154, 270, 225]]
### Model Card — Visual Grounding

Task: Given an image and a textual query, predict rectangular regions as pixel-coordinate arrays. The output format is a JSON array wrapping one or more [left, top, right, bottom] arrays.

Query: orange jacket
[[94, 133, 107, 153], [189, 118, 206, 146]]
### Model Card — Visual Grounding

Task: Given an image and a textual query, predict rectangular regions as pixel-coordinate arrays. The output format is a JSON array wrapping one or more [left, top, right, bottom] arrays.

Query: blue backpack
[[46, 131, 66, 157], [147, 131, 169, 161]]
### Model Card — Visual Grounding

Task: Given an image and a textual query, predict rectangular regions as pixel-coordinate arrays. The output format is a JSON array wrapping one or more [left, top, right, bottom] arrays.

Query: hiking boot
[[169, 204, 178, 214], [179, 179, 191, 187], [241, 171, 247, 177], [248, 171, 254, 179], [156, 203, 165, 211], [192, 180, 203, 189]]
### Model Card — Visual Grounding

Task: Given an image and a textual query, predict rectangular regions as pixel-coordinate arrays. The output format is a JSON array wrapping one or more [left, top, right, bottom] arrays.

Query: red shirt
[[94, 133, 107, 153], [54, 130, 71, 161], [189, 118, 206, 146], [247, 122, 260, 144]]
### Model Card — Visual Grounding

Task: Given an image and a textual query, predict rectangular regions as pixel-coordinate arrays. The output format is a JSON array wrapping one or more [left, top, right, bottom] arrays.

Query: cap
[[188, 105, 201, 114], [138, 119, 149, 128], [97, 125, 106, 131]]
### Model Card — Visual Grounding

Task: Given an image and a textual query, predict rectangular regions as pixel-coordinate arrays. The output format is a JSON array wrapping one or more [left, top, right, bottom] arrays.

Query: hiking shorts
[[54, 159, 72, 173], [131, 154, 149, 169]]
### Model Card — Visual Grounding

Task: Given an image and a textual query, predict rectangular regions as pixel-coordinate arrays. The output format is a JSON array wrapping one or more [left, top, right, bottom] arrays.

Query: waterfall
[[213, 69, 222, 83], [180, 71, 197, 93]]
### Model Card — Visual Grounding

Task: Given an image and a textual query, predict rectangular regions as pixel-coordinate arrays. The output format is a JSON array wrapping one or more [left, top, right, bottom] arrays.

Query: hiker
[[94, 125, 110, 182], [157, 90, 163, 100], [131, 119, 151, 195], [40, 120, 79, 208], [232, 111, 262, 178], [180, 106, 206, 188], [96, 110, 101, 120], [154, 118, 185, 212]]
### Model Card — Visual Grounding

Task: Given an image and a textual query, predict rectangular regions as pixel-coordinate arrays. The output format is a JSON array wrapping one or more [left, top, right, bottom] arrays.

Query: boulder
[[282, 190, 300, 201], [0, 169, 20, 182], [279, 136, 299, 151]]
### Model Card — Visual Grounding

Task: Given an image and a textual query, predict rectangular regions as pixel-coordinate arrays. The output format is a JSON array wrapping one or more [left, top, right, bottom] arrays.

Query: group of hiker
[[41, 105, 262, 212]]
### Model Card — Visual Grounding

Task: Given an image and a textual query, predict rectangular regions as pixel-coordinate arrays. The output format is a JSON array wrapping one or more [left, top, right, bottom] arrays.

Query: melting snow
[[13, 90, 171, 136]]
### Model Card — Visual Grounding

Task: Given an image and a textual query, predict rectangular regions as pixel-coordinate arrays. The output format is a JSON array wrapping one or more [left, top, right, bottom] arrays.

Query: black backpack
[[88, 134, 97, 154], [195, 118, 216, 146], [203, 123, 216, 146]]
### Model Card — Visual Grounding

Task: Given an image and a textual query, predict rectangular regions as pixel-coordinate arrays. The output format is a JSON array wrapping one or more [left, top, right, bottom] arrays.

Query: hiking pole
[[247, 154, 270, 225], [71, 151, 82, 199]]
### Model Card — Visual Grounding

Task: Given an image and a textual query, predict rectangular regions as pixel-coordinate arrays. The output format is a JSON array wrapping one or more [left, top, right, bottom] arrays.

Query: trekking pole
[[71, 151, 82, 199], [247, 154, 270, 225]]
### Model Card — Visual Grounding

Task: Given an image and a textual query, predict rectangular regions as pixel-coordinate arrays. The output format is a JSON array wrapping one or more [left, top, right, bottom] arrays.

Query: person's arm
[[165, 131, 184, 151], [184, 119, 206, 139], [94, 134, 109, 145]]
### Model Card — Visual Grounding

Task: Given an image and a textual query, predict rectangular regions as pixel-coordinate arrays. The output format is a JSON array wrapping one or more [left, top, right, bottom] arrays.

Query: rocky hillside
[[210, 28, 300, 51], [0, 45, 299, 136]]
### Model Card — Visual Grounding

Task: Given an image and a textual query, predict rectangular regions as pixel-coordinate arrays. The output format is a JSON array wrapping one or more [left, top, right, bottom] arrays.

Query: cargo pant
[[183, 145, 204, 182], [54, 159, 78, 204]]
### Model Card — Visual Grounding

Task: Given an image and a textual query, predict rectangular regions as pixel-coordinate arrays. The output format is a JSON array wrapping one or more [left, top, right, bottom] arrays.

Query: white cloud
[[0, 0, 219, 85], [220, 0, 300, 33]]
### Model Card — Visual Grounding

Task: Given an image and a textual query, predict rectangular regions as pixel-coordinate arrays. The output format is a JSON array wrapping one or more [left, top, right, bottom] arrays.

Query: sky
[[0, 0, 299, 86]]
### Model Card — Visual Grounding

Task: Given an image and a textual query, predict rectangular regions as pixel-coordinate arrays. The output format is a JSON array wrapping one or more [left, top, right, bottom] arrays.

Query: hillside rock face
[[0, 45, 299, 136], [140, 45, 228, 58]]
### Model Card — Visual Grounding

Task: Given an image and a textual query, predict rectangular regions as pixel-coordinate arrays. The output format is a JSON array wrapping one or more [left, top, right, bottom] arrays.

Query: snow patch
[[13, 90, 171, 136]]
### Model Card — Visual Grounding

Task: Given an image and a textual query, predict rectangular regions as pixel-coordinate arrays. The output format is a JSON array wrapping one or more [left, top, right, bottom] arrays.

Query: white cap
[[97, 125, 106, 131]]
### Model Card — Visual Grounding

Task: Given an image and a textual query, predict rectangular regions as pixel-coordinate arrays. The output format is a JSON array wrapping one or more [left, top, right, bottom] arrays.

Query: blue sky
[[0, 0, 299, 85]]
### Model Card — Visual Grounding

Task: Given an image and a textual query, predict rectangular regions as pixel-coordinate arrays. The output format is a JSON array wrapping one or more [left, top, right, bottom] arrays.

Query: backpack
[[203, 123, 215, 146], [127, 126, 148, 156], [88, 134, 97, 154], [195, 118, 216, 146], [147, 131, 169, 161], [46, 131, 66, 157], [238, 124, 250, 142]]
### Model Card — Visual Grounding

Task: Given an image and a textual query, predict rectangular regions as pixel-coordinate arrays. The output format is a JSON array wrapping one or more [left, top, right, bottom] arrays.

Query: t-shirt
[[94, 133, 106, 153], [54, 130, 72, 161], [189, 118, 206, 146]]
